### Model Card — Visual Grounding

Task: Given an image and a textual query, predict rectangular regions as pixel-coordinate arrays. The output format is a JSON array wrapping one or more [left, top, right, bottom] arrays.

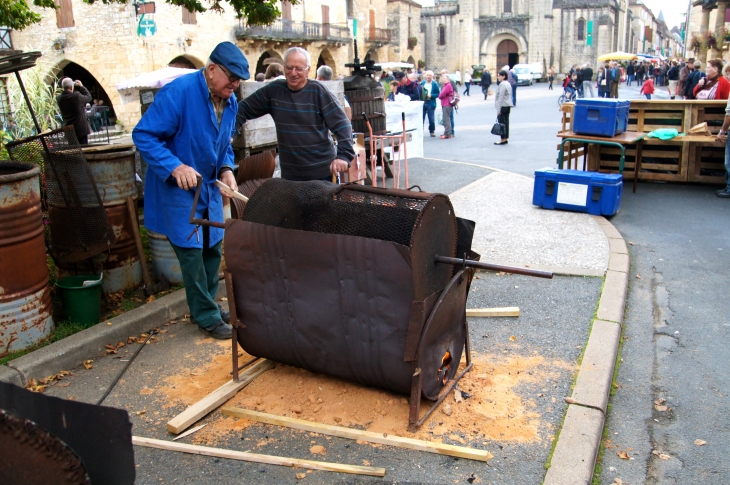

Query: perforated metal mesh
[[242, 179, 429, 247], [7, 127, 116, 263]]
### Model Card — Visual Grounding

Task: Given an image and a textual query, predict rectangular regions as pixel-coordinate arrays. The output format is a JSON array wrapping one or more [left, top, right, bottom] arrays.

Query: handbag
[[491, 116, 506, 136]]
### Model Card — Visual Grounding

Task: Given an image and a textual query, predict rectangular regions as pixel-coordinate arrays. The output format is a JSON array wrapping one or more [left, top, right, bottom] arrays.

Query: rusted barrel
[[0, 161, 54, 355], [57, 145, 142, 294], [148, 231, 183, 285]]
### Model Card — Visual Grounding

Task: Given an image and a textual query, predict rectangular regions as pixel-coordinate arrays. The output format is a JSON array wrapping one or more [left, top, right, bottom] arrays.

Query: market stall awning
[[115, 67, 197, 105], [597, 52, 638, 62]]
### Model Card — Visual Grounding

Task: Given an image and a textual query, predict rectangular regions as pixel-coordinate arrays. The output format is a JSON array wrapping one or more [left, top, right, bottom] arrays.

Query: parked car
[[512, 63, 545, 85]]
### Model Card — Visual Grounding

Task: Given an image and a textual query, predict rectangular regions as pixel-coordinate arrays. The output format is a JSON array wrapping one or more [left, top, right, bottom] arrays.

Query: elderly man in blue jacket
[[133, 42, 249, 339]]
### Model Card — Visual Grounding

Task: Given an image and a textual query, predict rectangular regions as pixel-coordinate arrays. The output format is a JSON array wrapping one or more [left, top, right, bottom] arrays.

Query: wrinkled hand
[[220, 170, 236, 191], [330, 158, 349, 175], [171, 164, 201, 190]]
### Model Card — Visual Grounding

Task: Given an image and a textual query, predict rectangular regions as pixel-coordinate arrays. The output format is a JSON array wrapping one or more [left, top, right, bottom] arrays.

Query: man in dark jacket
[[666, 61, 680, 99], [685, 61, 705, 99], [481, 70, 492, 100], [394, 71, 422, 101], [581, 63, 594, 97], [626, 62, 635, 86], [56, 77, 92, 144]]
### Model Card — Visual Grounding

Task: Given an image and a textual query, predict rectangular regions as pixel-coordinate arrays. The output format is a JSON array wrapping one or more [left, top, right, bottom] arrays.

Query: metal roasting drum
[[191, 178, 552, 429], [224, 180, 468, 405]]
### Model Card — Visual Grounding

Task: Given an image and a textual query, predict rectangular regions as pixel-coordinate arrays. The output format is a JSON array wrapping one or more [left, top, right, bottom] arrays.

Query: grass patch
[[592, 402, 613, 485], [0, 320, 91, 366]]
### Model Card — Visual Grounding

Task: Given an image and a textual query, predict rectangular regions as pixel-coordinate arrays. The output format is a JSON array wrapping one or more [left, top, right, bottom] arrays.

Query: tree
[[0, 0, 298, 32]]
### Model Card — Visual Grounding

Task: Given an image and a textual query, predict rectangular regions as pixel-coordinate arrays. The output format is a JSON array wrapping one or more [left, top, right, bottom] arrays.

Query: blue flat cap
[[210, 41, 250, 81]]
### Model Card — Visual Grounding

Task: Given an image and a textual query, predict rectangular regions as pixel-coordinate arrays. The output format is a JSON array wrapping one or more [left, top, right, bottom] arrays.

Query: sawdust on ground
[[155, 344, 575, 448]]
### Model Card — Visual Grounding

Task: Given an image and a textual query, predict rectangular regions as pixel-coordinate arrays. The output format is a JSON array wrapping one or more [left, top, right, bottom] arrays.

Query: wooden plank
[[222, 407, 494, 462], [466, 307, 520, 317], [132, 436, 386, 477], [167, 359, 275, 434]]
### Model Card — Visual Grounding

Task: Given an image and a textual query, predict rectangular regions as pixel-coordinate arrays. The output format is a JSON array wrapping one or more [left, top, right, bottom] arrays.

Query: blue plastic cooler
[[573, 99, 630, 137], [533, 169, 623, 216]]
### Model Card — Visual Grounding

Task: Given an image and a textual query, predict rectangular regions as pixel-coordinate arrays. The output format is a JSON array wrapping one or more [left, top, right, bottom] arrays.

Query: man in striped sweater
[[236, 47, 355, 181]]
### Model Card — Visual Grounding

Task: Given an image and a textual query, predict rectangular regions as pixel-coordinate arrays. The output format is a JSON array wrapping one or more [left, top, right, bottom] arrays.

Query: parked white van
[[512, 63, 545, 85]]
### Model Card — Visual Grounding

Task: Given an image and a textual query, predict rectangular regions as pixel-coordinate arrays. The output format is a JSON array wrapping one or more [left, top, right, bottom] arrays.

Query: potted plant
[[407, 36, 418, 50], [690, 34, 702, 53], [721, 27, 730, 42], [706, 31, 717, 50]]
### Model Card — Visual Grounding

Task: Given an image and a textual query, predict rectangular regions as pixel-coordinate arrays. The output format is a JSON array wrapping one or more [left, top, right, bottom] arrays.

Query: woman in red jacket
[[694, 59, 730, 100]]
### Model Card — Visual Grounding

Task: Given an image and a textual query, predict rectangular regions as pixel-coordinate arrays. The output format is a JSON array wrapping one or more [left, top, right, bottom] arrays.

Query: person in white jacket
[[463, 70, 472, 96]]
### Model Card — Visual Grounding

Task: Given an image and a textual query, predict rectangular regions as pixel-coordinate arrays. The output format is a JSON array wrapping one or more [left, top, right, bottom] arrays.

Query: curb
[[543, 215, 628, 485], [0, 281, 225, 387]]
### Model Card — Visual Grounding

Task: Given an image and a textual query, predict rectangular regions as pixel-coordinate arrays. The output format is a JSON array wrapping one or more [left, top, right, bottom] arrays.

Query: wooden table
[[558, 131, 648, 192]]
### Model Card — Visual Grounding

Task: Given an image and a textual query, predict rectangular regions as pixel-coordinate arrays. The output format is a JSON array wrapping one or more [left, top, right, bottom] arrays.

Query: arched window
[[438, 25, 446, 46], [577, 18, 585, 41], [504, 0, 512, 14]]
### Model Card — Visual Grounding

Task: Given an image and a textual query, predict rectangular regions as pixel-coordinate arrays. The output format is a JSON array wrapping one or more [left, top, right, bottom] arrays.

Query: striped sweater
[[236, 79, 355, 181]]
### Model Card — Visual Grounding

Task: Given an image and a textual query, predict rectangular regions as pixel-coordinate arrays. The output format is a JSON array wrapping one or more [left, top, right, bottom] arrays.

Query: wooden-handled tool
[[215, 180, 249, 202]]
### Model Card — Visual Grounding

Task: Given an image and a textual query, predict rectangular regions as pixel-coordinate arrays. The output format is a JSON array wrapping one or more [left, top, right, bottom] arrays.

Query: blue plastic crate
[[573, 99, 630, 137], [533, 169, 623, 216]]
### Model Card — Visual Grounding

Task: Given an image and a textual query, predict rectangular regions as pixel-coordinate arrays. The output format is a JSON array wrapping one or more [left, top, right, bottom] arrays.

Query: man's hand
[[718, 132, 727, 143], [171, 164, 201, 190], [74, 80, 82, 87], [330, 159, 349, 174], [220, 170, 237, 191]]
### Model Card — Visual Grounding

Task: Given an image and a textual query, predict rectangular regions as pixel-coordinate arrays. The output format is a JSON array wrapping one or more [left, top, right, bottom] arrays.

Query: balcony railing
[[236, 20, 350, 43], [367, 28, 391, 43]]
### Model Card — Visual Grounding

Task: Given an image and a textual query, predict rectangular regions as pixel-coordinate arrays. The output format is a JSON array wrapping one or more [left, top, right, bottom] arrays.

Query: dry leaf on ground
[[655, 405, 668, 412], [295, 472, 306, 479], [83, 360, 93, 370], [613, 479, 624, 485], [509, 335, 516, 342], [694, 439, 706, 446], [617, 450, 631, 460], [454, 390, 463, 403]]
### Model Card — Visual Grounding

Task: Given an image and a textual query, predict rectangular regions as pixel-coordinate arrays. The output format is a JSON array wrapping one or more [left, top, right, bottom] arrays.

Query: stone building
[[7, 0, 395, 129], [687, 0, 729, 62], [420, 0, 635, 76], [386, 0, 423, 66]]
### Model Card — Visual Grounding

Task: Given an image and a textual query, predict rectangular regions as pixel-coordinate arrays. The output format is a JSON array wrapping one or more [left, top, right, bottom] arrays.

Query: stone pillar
[[699, 7, 711, 63], [711, 1, 728, 59]]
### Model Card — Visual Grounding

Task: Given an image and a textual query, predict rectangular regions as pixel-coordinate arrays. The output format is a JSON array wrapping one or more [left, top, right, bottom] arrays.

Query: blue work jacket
[[132, 70, 237, 248]]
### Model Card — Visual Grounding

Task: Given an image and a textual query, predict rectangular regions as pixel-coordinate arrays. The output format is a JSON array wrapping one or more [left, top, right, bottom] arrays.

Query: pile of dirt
[[156, 345, 574, 448]]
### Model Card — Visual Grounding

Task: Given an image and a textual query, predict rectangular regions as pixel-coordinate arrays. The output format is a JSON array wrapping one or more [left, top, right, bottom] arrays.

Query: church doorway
[[497, 40, 519, 69]]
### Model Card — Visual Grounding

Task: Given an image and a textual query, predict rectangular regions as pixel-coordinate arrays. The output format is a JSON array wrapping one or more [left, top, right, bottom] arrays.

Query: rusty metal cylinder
[[0, 161, 54, 355], [148, 231, 183, 285], [58, 146, 142, 294]]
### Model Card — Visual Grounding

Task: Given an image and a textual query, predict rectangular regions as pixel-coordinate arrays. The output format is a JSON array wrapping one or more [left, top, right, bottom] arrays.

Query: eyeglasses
[[217, 64, 241, 83], [284, 65, 308, 73]]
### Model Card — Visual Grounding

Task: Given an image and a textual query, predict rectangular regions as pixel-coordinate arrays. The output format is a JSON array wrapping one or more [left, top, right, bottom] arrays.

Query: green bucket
[[55, 274, 104, 326]]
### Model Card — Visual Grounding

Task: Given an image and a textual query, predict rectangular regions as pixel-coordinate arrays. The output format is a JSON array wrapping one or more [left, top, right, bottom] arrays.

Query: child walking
[[640, 77, 655, 100]]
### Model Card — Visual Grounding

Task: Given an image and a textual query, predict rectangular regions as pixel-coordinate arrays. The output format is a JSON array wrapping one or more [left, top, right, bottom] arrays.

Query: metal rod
[[225, 270, 240, 382], [188, 175, 226, 228], [96, 329, 157, 405], [435, 255, 554, 279], [235, 357, 260, 373]]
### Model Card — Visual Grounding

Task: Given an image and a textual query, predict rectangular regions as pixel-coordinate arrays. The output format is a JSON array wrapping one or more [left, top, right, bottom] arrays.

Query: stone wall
[[386, 0, 423, 66]]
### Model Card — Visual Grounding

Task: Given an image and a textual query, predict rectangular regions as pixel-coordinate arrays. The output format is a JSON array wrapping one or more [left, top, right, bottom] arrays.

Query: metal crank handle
[[434, 255, 554, 279], [188, 175, 226, 229]]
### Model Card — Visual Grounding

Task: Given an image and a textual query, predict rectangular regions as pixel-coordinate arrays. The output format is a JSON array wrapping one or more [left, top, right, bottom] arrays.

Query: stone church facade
[[421, 0, 629, 77]]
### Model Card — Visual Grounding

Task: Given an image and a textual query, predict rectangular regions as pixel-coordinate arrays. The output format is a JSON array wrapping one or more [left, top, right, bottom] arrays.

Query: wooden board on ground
[[466, 307, 520, 318], [132, 436, 386, 477], [167, 359, 275, 434], [222, 407, 493, 462]]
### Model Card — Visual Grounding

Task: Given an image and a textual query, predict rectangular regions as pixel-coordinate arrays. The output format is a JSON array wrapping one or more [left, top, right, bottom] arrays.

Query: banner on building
[[586, 20, 593, 46]]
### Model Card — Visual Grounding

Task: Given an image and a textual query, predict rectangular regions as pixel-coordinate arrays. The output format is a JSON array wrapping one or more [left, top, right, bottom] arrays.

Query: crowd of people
[[556, 58, 730, 102]]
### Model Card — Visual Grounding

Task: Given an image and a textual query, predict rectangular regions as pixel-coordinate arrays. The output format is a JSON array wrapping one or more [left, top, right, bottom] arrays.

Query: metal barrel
[[57, 146, 142, 293], [148, 231, 183, 285], [0, 161, 54, 355]]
